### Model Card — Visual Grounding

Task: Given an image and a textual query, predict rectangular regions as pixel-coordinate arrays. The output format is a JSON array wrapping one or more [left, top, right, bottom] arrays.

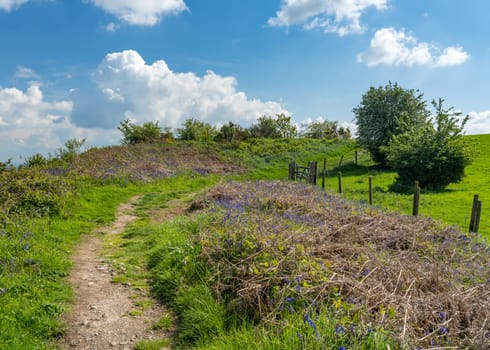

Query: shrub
[[301, 119, 351, 139], [353, 82, 429, 164], [118, 119, 165, 144], [177, 118, 217, 142], [249, 114, 297, 139], [55, 138, 86, 162], [22, 153, 48, 168], [384, 99, 470, 189]]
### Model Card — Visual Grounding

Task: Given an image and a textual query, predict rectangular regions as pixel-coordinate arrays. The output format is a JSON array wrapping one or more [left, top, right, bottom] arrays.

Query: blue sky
[[1, 0, 489, 162]]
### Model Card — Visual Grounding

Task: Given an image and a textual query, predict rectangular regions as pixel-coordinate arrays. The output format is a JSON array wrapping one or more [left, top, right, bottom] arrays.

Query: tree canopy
[[353, 82, 430, 164]]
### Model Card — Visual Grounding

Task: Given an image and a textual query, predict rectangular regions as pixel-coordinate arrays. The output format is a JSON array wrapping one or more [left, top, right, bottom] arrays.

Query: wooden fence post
[[309, 161, 317, 185], [321, 158, 326, 190], [469, 195, 482, 233], [338, 172, 342, 194], [288, 161, 296, 181], [412, 181, 420, 216], [368, 176, 373, 205], [355, 151, 358, 167], [338, 155, 344, 170]]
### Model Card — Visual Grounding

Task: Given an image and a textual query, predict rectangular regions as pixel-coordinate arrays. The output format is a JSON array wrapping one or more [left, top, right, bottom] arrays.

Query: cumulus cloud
[[0, 0, 29, 12], [357, 27, 470, 67], [268, 0, 389, 36], [466, 110, 490, 135], [87, 0, 188, 26], [71, 50, 288, 130], [0, 83, 119, 162]]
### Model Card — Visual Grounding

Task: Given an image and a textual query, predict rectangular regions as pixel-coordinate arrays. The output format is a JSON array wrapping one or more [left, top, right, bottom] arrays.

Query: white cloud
[[357, 27, 470, 67], [87, 0, 188, 26], [0, 0, 29, 12], [105, 22, 120, 32], [268, 0, 389, 36], [466, 111, 490, 135], [435, 46, 469, 67], [71, 50, 287, 130], [15, 66, 40, 80], [0, 83, 118, 162]]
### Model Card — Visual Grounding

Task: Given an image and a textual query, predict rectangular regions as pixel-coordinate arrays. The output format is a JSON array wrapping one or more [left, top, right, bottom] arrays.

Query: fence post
[[469, 195, 482, 233], [338, 172, 342, 194], [288, 161, 296, 181], [469, 195, 479, 232], [338, 155, 344, 170], [355, 151, 358, 167], [368, 176, 373, 205], [412, 181, 420, 216], [309, 161, 317, 185], [321, 158, 326, 190]]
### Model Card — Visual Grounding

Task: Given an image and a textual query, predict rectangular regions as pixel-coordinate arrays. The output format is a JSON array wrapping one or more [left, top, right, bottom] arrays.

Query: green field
[[306, 134, 489, 239]]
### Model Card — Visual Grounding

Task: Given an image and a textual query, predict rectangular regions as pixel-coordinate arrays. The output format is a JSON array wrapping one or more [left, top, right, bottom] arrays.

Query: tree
[[118, 119, 163, 144], [383, 99, 470, 189], [302, 120, 351, 139], [353, 82, 430, 164], [274, 113, 297, 138], [248, 114, 296, 138], [249, 115, 281, 138], [215, 122, 249, 142], [177, 118, 217, 142]]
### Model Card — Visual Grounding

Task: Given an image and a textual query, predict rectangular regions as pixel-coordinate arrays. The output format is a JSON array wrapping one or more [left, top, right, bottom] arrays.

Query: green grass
[[2, 135, 489, 349], [307, 134, 490, 239], [0, 174, 211, 349]]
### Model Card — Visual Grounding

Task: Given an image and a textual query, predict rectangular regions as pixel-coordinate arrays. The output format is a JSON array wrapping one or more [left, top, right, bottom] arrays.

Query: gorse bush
[[0, 167, 70, 217], [384, 99, 470, 189]]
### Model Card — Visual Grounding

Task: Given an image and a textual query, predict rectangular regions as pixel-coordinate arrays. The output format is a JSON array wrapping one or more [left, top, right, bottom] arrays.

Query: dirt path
[[59, 197, 170, 350]]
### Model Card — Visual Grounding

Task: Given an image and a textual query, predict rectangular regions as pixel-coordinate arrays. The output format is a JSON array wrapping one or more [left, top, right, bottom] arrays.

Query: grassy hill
[[0, 136, 489, 349]]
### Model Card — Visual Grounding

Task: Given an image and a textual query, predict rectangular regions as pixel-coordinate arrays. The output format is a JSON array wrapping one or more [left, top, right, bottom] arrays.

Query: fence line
[[288, 157, 483, 234]]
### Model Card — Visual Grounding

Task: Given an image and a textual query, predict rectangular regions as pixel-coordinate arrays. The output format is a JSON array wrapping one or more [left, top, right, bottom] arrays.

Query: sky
[[1, 0, 490, 162]]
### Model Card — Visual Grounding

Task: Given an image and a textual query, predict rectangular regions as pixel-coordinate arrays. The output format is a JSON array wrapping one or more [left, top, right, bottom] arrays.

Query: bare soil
[[59, 197, 171, 350]]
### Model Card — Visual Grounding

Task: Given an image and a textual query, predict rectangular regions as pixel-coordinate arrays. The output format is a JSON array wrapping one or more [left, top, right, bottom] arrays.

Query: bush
[[384, 99, 470, 189], [301, 119, 351, 139], [118, 119, 167, 144], [353, 82, 429, 164], [177, 118, 217, 142], [249, 114, 297, 139]]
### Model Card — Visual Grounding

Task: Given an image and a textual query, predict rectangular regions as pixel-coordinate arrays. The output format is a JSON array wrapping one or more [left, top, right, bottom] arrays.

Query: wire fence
[[288, 156, 483, 234]]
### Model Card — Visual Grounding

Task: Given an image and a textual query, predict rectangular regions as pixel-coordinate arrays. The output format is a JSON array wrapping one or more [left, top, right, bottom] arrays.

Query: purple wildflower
[[335, 325, 346, 334]]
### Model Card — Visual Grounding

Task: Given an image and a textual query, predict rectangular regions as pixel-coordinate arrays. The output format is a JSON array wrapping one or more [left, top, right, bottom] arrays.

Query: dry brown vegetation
[[195, 181, 490, 349]]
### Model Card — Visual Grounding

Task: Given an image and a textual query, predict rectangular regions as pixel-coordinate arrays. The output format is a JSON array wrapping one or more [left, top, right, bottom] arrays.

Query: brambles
[[191, 181, 489, 349]]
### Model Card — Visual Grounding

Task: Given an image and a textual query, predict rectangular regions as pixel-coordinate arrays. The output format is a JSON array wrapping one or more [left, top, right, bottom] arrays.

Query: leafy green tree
[[177, 118, 217, 142], [118, 119, 164, 144], [274, 113, 297, 138], [353, 82, 430, 164], [383, 99, 470, 189], [216, 122, 249, 142], [249, 115, 281, 138], [249, 114, 296, 138], [302, 120, 351, 139]]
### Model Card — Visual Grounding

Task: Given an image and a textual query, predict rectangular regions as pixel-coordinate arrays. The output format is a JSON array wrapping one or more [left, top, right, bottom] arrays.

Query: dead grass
[[194, 181, 490, 349]]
